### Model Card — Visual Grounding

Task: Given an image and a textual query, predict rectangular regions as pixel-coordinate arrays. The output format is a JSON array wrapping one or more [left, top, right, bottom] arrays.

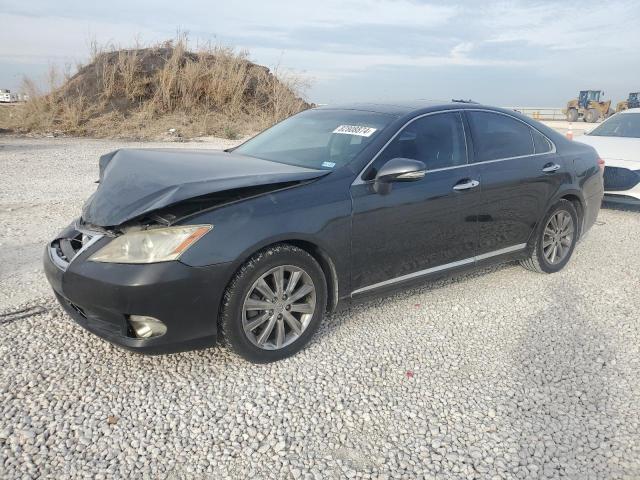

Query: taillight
[[597, 158, 605, 172]]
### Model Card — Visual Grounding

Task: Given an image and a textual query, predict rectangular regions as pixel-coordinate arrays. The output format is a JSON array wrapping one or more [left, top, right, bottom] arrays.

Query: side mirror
[[374, 158, 426, 194]]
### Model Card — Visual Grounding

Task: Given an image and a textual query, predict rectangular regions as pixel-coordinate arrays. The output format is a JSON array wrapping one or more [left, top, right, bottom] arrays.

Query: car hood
[[575, 135, 640, 164], [81, 148, 328, 227]]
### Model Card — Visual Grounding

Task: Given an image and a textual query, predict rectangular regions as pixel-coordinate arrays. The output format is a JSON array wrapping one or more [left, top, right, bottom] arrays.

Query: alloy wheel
[[542, 210, 574, 265], [241, 265, 316, 350]]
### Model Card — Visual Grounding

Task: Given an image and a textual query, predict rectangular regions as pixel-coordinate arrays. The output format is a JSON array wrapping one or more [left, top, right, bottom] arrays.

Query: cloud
[[1, 0, 458, 29], [0, 0, 638, 104], [251, 44, 527, 82], [482, 0, 638, 53], [450, 42, 474, 59], [0, 13, 164, 63]]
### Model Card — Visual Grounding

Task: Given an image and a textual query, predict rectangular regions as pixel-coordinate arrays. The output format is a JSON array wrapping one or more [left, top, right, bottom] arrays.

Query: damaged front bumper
[[43, 223, 232, 354]]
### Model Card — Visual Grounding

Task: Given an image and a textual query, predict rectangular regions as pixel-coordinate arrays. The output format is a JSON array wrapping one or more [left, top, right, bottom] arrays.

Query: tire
[[219, 244, 327, 363], [585, 108, 599, 123], [566, 108, 578, 122], [520, 200, 579, 274]]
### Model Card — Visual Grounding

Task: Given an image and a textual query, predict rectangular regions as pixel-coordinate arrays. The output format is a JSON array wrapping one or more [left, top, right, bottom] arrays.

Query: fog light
[[128, 315, 167, 338]]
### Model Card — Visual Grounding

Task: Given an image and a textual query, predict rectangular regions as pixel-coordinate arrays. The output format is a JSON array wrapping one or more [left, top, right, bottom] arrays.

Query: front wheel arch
[[218, 243, 329, 362], [224, 238, 340, 315]]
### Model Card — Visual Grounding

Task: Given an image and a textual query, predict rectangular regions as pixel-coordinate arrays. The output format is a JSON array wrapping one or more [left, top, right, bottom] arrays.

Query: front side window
[[364, 112, 467, 179], [468, 111, 535, 162], [234, 109, 395, 170]]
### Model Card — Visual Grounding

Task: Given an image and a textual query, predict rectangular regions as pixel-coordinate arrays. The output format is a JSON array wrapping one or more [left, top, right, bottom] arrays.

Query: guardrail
[[507, 107, 566, 121]]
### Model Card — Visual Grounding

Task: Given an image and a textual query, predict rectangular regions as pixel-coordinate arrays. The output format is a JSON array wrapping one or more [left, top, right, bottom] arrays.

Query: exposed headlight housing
[[89, 225, 212, 264]]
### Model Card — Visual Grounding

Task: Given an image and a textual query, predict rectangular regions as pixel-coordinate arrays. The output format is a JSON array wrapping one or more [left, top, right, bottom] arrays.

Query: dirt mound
[[10, 42, 310, 139]]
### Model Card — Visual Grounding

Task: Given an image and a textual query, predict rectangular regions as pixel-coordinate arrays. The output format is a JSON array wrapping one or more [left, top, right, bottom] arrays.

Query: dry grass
[[0, 104, 20, 132], [3, 37, 310, 139]]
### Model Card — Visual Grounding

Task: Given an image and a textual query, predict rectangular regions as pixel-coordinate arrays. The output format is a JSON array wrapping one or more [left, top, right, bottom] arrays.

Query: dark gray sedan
[[44, 101, 604, 362]]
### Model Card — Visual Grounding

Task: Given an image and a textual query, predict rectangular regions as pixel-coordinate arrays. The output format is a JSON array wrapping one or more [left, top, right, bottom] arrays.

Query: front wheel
[[521, 200, 579, 274], [220, 244, 327, 363]]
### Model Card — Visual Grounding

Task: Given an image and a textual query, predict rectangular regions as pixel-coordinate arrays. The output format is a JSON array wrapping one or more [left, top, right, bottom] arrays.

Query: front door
[[350, 111, 481, 295]]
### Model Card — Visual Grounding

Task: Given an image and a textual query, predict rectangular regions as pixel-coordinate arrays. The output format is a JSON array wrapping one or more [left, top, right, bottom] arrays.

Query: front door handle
[[453, 179, 480, 191], [542, 163, 561, 173]]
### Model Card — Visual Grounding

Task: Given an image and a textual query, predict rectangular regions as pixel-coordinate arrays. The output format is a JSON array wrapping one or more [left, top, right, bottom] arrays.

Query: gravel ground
[[1, 136, 640, 479]]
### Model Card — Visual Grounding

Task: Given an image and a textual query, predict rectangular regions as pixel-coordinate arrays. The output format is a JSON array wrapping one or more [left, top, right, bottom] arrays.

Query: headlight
[[89, 225, 212, 264]]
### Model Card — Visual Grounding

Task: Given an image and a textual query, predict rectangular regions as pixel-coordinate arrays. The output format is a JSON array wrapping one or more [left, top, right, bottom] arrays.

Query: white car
[[575, 108, 640, 205]]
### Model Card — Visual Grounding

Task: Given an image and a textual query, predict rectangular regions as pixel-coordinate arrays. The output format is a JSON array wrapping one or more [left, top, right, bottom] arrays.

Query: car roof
[[314, 100, 566, 145], [315, 100, 492, 116]]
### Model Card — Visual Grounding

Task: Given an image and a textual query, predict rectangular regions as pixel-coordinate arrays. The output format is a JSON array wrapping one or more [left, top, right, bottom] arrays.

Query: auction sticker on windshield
[[333, 125, 377, 137]]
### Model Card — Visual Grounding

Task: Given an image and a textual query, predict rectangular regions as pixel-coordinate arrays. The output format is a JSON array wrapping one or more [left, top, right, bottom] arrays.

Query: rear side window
[[366, 112, 467, 178], [532, 129, 553, 154], [468, 111, 535, 162]]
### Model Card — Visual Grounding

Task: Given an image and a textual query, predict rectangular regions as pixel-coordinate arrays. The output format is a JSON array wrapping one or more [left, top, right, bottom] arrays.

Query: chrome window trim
[[352, 108, 556, 185], [350, 243, 527, 296]]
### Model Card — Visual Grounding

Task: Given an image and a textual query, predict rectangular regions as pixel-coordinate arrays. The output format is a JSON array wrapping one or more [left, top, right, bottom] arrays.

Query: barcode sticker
[[332, 125, 377, 137]]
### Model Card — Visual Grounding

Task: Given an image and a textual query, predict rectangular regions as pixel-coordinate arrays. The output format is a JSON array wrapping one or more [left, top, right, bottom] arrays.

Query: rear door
[[350, 111, 481, 294], [465, 110, 563, 257]]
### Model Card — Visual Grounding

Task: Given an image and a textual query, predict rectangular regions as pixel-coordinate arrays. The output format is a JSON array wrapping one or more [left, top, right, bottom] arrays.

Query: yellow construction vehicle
[[564, 90, 612, 123], [616, 92, 640, 112]]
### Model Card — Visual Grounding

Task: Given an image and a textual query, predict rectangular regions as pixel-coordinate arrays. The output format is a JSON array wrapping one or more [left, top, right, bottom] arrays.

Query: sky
[[0, 0, 638, 107]]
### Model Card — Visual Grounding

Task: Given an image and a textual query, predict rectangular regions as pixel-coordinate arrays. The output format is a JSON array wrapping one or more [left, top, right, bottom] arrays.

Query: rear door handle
[[453, 179, 480, 191], [542, 163, 561, 173]]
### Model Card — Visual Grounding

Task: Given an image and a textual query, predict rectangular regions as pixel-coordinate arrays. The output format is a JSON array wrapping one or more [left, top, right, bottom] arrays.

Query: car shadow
[[602, 201, 640, 213], [317, 261, 518, 340], [496, 287, 626, 478]]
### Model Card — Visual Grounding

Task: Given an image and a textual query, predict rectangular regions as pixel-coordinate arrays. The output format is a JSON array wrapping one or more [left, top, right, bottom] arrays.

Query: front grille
[[54, 233, 84, 263], [603, 167, 640, 191], [49, 229, 102, 271]]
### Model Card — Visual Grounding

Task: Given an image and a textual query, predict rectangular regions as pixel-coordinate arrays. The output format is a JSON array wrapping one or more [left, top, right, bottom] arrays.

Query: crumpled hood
[[81, 148, 327, 227]]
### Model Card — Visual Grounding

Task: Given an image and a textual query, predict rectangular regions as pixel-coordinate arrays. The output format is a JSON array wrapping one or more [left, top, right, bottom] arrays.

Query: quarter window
[[531, 128, 552, 154], [468, 111, 535, 162], [366, 112, 467, 179]]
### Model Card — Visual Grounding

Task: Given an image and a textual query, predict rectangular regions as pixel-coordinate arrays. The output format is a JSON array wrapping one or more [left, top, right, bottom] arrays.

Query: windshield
[[589, 113, 640, 138], [234, 109, 395, 170]]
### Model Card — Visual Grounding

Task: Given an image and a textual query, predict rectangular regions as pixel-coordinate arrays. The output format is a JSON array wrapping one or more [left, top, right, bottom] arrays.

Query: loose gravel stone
[[1, 136, 640, 479]]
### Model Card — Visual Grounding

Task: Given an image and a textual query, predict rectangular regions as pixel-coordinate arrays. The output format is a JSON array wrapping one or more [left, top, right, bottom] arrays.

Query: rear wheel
[[566, 108, 578, 122], [220, 244, 327, 363], [521, 200, 578, 274]]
